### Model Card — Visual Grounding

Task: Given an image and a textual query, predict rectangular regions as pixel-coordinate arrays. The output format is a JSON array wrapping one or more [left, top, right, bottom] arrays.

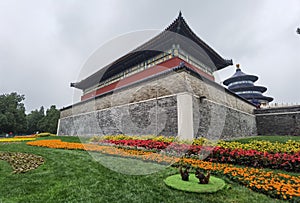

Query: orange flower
[[27, 139, 300, 200]]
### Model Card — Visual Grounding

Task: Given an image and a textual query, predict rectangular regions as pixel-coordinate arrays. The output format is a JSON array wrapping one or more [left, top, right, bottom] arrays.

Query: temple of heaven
[[57, 12, 300, 138], [58, 12, 260, 140], [223, 64, 273, 106]]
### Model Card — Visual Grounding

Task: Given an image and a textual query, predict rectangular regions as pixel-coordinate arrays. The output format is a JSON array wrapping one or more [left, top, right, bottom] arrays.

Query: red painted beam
[[81, 57, 214, 101]]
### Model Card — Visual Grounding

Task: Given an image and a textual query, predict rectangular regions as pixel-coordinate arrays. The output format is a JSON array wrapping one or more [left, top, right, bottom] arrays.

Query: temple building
[[223, 64, 273, 106], [58, 12, 259, 140], [71, 12, 232, 101]]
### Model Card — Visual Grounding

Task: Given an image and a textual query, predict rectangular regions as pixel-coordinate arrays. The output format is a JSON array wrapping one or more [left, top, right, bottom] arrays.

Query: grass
[[0, 136, 291, 202], [91, 152, 168, 175], [0, 159, 12, 174], [164, 174, 226, 193], [230, 135, 300, 143], [37, 135, 82, 142]]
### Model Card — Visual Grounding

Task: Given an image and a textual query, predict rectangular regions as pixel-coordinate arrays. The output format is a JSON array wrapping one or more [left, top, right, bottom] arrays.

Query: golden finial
[[236, 64, 240, 69]]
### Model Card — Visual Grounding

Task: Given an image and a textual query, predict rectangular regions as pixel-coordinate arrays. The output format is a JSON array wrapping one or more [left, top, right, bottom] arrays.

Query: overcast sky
[[0, 0, 299, 113]]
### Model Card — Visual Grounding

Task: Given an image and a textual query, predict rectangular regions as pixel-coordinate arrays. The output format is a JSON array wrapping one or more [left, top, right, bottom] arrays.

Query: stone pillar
[[56, 119, 61, 136], [177, 92, 194, 141]]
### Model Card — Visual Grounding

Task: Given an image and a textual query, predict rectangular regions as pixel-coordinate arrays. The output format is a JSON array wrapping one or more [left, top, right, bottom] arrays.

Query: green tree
[[38, 105, 60, 134], [0, 92, 27, 134], [26, 106, 45, 134]]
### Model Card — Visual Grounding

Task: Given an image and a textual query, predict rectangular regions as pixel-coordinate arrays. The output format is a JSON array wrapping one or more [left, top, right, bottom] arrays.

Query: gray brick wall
[[255, 106, 300, 136], [60, 72, 187, 119], [61, 71, 255, 118], [193, 97, 257, 140], [58, 96, 177, 136], [59, 70, 257, 139]]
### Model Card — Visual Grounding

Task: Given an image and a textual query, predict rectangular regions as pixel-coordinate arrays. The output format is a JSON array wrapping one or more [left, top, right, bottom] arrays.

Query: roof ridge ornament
[[236, 64, 241, 71], [178, 11, 182, 18], [176, 11, 183, 32]]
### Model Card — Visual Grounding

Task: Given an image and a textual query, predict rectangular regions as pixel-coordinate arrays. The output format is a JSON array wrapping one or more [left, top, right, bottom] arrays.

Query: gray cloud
[[0, 0, 299, 113]]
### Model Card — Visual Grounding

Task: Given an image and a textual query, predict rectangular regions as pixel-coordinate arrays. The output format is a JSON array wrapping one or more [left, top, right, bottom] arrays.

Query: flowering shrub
[[14, 134, 37, 138], [36, 132, 56, 137], [192, 137, 216, 146], [182, 145, 300, 172], [218, 140, 300, 153], [98, 139, 300, 172], [100, 139, 171, 150], [182, 158, 300, 201], [0, 138, 36, 142], [13, 133, 56, 138], [94, 135, 300, 154], [27, 139, 178, 165], [205, 147, 300, 172], [91, 134, 176, 143], [27, 139, 92, 150], [151, 135, 177, 143]]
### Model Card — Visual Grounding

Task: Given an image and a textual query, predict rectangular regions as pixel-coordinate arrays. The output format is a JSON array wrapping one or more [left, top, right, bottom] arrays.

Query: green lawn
[[0, 136, 291, 202]]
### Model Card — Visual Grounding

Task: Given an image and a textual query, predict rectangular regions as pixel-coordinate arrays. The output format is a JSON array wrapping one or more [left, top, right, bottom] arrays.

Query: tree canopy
[[0, 92, 26, 134], [0, 92, 60, 135], [37, 105, 60, 134], [26, 106, 45, 134]]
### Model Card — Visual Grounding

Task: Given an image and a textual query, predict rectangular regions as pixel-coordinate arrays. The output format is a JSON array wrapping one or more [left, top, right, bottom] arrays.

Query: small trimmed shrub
[[36, 132, 56, 137]]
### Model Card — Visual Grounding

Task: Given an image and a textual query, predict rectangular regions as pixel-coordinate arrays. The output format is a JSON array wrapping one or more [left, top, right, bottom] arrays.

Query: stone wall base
[[58, 92, 257, 140]]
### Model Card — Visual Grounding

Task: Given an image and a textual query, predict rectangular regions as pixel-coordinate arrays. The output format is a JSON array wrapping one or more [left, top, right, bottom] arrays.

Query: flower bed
[[0, 137, 36, 142], [218, 140, 300, 153], [14, 134, 37, 138], [182, 145, 300, 172], [98, 139, 300, 172], [26, 139, 300, 201], [204, 147, 300, 172], [182, 158, 300, 201], [36, 132, 56, 137], [95, 135, 300, 153], [100, 139, 171, 150], [0, 151, 44, 173], [14, 132, 56, 139], [27, 139, 179, 164], [92, 134, 176, 143]]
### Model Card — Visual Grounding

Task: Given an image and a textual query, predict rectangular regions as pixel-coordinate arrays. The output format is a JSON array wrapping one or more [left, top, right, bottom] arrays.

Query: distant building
[[223, 64, 273, 106]]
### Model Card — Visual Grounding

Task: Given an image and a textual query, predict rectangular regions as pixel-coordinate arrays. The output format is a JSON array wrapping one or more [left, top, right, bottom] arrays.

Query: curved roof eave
[[229, 86, 267, 93], [72, 12, 233, 90], [239, 94, 274, 102], [223, 75, 258, 86]]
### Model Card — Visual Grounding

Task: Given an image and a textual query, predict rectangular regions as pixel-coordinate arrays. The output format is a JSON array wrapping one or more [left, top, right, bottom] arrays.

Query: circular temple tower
[[223, 64, 273, 106]]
